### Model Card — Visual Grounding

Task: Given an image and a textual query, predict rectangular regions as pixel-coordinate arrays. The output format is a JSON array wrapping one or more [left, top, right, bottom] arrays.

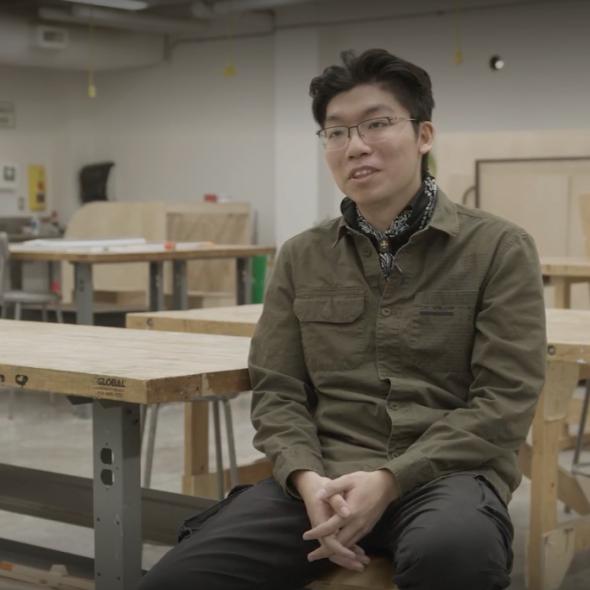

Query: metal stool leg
[[222, 397, 239, 489], [55, 304, 63, 323], [143, 404, 160, 488], [8, 389, 15, 420], [41, 305, 48, 322], [572, 381, 590, 476], [212, 400, 225, 499], [14, 302, 21, 320], [140, 406, 147, 445]]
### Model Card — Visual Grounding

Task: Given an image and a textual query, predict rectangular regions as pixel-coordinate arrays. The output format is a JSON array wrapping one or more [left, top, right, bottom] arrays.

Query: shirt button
[[390, 402, 399, 410], [362, 248, 372, 258], [381, 308, 391, 316]]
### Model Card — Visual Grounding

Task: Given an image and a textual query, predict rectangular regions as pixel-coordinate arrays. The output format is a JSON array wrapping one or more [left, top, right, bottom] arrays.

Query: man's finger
[[316, 474, 353, 500], [307, 535, 356, 562], [326, 493, 351, 518], [329, 555, 366, 572], [303, 513, 342, 540], [336, 523, 365, 549], [351, 545, 370, 565]]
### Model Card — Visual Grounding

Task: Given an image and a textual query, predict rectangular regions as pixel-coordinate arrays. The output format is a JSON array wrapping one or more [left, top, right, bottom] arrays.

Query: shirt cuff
[[273, 446, 325, 499], [381, 450, 436, 497]]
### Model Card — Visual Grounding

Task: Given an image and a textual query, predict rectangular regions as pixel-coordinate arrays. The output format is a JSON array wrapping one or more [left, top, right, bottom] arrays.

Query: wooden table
[[128, 306, 590, 589], [127, 303, 263, 337], [520, 308, 590, 590], [541, 257, 590, 449], [541, 257, 590, 309], [0, 319, 252, 590], [127, 304, 264, 496], [9, 242, 275, 325]]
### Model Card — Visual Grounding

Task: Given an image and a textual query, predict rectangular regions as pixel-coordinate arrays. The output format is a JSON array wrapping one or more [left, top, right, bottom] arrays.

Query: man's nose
[[346, 126, 371, 156]]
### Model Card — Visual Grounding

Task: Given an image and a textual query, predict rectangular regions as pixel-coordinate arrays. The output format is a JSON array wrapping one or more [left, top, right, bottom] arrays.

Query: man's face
[[322, 83, 433, 210]]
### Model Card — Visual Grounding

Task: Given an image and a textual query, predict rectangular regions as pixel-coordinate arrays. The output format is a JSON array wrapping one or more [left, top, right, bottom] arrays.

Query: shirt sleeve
[[382, 230, 547, 496], [249, 241, 325, 496]]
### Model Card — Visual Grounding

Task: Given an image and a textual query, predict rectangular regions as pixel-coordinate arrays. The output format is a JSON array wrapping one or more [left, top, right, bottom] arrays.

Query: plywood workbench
[[520, 309, 590, 590], [127, 304, 265, 496], [0, 319, 252, 590], [127, 306, 590, 590], [9, 242, 274, 325]]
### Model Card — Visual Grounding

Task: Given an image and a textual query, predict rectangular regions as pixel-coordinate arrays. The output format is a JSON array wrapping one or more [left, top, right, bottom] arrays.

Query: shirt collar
[[332, 185, 459, 247]]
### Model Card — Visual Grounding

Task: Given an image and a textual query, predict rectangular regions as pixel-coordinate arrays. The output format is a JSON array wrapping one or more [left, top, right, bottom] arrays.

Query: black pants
[[138, 472, 513, 590]]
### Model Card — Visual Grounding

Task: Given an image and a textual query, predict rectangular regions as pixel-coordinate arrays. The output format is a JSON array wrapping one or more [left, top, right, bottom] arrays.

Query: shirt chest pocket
[[294, 292, 365, 372], [409, 290, 477, 374]]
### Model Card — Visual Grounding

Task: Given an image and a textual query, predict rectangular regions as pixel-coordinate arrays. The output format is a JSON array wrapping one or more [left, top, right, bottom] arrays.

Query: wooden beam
[[519, 444, 590, 515], [308, 556, 397, 590], [528, 360, 579, 590], [182, 460, 272, 498], [0, 463, 214, 545], [540, 516, 590, 590]]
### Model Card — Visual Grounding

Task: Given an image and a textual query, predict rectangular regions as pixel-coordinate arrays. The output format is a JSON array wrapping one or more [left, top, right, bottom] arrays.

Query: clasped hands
[[293, 469, 399, 572]]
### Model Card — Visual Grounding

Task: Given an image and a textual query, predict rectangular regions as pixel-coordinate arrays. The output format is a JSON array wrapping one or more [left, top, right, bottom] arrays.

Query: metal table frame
[[9, 244, 270, 324]]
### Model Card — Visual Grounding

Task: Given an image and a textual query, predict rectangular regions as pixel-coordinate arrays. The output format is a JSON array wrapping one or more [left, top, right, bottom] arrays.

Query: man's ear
[[418, 121, 435, 155]]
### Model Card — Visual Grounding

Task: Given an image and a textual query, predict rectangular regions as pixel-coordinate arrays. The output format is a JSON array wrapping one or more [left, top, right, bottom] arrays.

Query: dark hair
[[309, 49, 435, 177]]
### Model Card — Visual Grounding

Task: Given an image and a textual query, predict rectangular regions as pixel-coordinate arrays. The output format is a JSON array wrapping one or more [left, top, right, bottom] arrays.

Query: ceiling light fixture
[[61, 0, 148, 10], [489, 55, 505, 71]]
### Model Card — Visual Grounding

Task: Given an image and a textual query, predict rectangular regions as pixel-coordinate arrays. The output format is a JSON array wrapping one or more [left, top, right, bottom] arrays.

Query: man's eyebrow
[[324, 104, 394, 124]]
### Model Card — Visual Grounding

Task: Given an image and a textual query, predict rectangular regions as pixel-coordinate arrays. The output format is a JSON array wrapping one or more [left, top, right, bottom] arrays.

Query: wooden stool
[[308, 556, 397, 590]]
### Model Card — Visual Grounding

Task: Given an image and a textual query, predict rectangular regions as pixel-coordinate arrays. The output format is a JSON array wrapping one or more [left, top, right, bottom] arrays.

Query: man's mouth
[[349, 167, 379, 180]]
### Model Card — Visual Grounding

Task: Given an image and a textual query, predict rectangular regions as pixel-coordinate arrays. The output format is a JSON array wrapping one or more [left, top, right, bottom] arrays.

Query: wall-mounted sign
[[0, 102, 15, 129], [28, 164, 47, 212], [0, 163, 18, 193]]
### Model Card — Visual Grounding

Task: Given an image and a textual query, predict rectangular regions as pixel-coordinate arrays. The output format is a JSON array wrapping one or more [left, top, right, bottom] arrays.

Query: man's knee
[[394, 512, 511, 590], [137, 565, 187, 590]]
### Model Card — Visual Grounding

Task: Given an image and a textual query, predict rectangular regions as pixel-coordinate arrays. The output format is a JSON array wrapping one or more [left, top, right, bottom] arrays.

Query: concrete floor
[[0, 390, 589, 590]]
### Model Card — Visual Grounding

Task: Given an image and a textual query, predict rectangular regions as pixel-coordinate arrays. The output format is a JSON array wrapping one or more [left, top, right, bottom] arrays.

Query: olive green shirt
[[249, 190, 546, 505]]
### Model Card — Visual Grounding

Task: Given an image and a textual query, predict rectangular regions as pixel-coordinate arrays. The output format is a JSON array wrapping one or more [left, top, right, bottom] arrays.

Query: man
[[139, 48, 546, 590]]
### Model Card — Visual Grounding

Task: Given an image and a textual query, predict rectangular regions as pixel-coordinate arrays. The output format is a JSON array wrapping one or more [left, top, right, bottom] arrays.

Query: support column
[[274, 27, 322, 247]]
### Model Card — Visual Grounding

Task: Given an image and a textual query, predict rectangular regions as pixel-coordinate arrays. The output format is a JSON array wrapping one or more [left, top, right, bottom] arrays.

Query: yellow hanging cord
[[88, 23, 97, 98], [453, 0, 463, 65], [223, 4, 237, 77]]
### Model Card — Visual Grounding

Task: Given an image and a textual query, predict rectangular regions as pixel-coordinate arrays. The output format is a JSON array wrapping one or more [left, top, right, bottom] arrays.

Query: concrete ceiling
[[0, 0, 574, 36]]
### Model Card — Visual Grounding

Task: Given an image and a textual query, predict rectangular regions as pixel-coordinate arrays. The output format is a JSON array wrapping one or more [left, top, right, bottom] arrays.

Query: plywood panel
[[61, 202, 166, 303], [568, 183, 590, 309], [480, 172, 569, 257], [60, 201, 252, 305], [166, 207, 251, 298], [435, 129, 590, 203]]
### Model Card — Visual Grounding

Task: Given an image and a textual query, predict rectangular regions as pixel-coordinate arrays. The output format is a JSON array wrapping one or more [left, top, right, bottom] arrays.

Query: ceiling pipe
[[60, 0, 149, 10], [191, 0, 317, 19], [38, 5, 206, 35]]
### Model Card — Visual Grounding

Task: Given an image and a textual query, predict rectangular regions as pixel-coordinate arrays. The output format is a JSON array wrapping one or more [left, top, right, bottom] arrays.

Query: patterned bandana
[[356, 175, 438, 278]]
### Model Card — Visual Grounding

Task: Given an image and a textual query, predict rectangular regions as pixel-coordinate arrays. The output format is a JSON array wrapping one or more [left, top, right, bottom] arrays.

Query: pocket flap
[[294, 294, 364, 323], [414, 290, 478, 306]]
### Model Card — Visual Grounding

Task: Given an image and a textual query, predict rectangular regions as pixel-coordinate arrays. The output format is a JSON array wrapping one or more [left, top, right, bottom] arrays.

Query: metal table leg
[[172, 260, 188, 310], [142, 404, 159, 489], [74, 262, 94, 325], [10, 259, 23, 290], [149, 261, 165, 311], [93, 400, 141, 590], [222, 397, 239, 489], [212, 400, 224, 500], [49, 261, 63, 323], [236, 257, 251, 305]]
